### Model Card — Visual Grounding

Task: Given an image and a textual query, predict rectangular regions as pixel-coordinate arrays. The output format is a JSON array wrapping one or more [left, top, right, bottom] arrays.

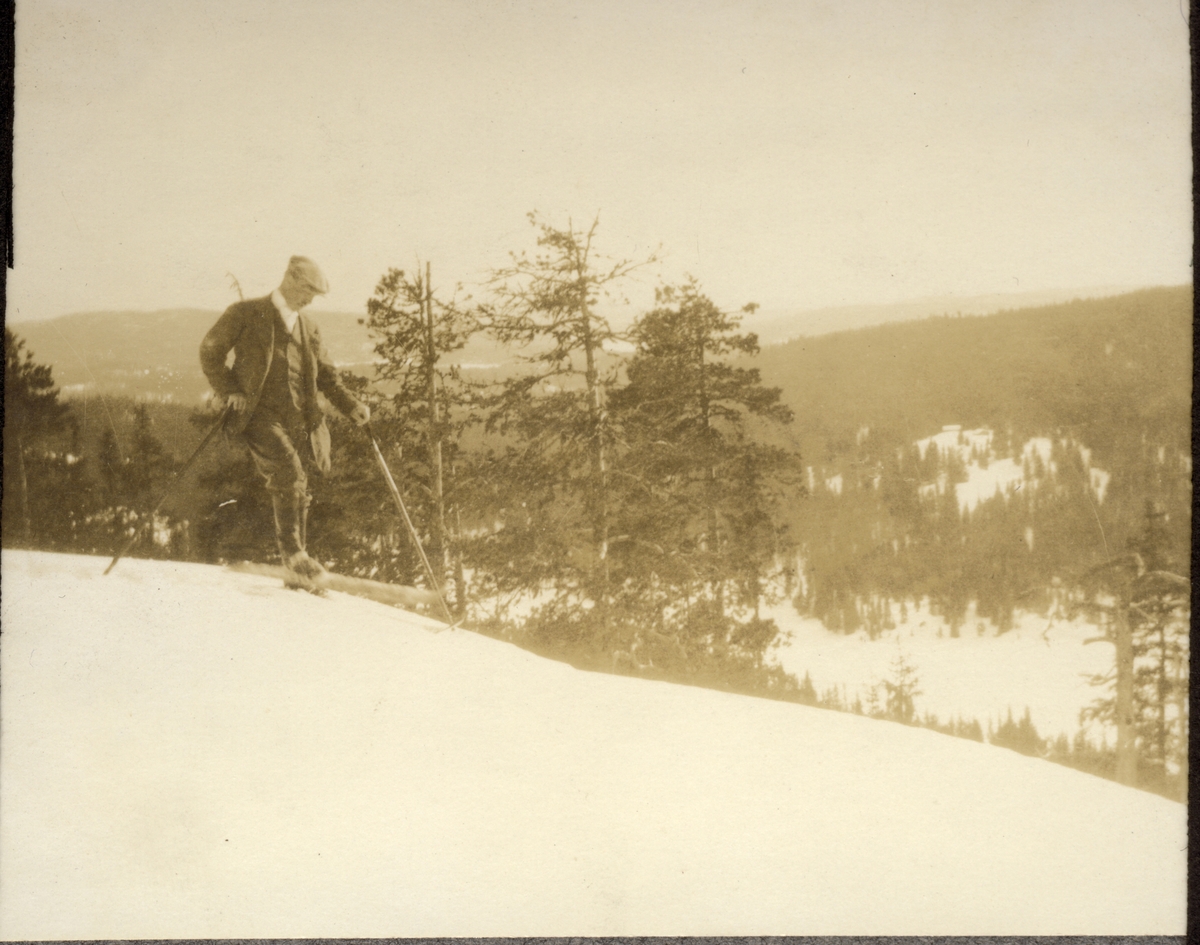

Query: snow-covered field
[[769, 599, 1114, 744], [0, 550, 1185, 938]]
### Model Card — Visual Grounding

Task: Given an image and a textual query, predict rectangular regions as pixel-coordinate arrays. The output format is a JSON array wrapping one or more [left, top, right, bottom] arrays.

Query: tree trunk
[[577, 272, 609, 603], [1113, 602, 1137, 786], [1172, 648, 1187, 795], [696, 329, 723, 616], [452, 499, 468, 617], [16, 432, 31, 543], [1155, 619, 1168, 772], [424, 262, 447, 590]]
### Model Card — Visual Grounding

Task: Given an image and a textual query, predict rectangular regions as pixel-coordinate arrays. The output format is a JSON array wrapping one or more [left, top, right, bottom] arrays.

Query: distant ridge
[[5, 285, 1171, 402], [744, 284, 1149, 344], [8, 308, 393, 402]]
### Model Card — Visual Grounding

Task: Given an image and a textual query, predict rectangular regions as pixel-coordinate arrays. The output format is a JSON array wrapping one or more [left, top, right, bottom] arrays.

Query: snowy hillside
[[0, 550, 1185, 938], [775, 424, 1133, 745]]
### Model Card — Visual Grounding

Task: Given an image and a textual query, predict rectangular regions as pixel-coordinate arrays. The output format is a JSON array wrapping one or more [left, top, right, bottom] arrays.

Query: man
[[200, 256, 369, 581]]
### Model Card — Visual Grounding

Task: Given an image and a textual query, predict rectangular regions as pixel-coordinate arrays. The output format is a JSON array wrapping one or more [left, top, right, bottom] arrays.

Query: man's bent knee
[[266, 481, 310, 506], [255, 460, 308, 496]]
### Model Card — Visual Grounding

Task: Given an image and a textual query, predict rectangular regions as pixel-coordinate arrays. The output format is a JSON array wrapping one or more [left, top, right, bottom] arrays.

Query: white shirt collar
[[271, 289, 300, 333]]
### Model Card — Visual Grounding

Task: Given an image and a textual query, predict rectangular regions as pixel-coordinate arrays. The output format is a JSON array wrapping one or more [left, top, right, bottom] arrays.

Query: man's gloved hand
[[213, 392, 248, 414], [349, 402, 371, 426]]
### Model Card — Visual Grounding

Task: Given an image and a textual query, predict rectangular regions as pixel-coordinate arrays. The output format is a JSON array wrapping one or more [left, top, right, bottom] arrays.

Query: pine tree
[[474, 213, 655, 637], [1125, 501, 1189, 797], [363, 263, 478, 607], [127, 403, 171, 499], [87, 402, 183, 559], [3, 329, 72, 545], [98, 428, 125, 503], [881, 649, 922, 724], [989, 707, 1044, 757], [1076, 501, 1190, 791], [608, 278, 801, 669]]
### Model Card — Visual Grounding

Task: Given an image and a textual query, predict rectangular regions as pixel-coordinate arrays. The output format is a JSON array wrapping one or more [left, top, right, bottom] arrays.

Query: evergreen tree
[[363, 263, 478, 607], [608, 278, 801, 669], [474, 213, 655, 632], [1124, 501, 1188, 797], [127, 403, 172, 499], [989, 707, 1045, 757], [3, 329, 73, 545], [1075, 501, 1190, 791], [881, 649, 921, 724], [86, 402, 184, 559], [98, 428, 125, 503]]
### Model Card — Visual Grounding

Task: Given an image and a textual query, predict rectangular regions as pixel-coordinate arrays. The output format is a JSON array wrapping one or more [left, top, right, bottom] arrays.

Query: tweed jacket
[[199, 296, 360, 473]]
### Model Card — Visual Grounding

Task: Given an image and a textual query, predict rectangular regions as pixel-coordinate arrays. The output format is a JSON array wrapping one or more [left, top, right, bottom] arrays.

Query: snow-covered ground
[[0, 550, 1185, 938], [769, 599, 1114, 744]]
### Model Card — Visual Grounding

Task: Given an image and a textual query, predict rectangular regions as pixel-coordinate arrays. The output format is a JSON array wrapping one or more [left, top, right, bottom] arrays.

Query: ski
[[227, 561, 440, 614]]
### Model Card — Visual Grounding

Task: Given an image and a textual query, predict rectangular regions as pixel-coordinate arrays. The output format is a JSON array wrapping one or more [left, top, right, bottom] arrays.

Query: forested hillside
[[753, 286, 1191, 632]]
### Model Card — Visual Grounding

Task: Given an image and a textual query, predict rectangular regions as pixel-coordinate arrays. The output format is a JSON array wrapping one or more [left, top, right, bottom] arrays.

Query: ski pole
[[104, 405, 230, 575], [364, 422, 457, 625]]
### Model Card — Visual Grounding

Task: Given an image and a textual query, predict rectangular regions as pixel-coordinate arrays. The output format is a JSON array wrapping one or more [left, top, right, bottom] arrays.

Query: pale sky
[[7, 0, 1192, 323]]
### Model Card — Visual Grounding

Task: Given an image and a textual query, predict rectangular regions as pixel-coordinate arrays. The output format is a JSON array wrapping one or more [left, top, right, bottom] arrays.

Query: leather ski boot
[[272, 489, 326, 595]]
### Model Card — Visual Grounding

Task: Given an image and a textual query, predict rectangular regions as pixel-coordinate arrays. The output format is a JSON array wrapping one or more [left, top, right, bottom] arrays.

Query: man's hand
[[213, 392, 248, 414], [349, 402, 371, 426]]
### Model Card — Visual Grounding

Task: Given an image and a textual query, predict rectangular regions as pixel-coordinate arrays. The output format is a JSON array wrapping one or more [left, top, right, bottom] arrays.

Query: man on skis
[[200, 255, 370, 583]]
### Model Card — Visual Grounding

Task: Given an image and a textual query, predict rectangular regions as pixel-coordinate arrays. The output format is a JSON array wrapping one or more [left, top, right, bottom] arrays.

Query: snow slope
[[0, 551, 1185, 938]]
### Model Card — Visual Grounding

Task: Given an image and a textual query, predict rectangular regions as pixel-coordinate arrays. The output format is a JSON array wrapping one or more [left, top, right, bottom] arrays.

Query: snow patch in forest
[[916, 427, 1110, 513]]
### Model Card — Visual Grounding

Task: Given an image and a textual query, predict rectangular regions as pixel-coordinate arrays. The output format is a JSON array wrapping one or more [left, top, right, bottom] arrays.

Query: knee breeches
[[243, 414, 311, 499]]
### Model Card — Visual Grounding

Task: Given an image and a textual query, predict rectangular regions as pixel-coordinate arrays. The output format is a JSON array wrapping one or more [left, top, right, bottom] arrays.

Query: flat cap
[[286, 255, 329, 294]]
